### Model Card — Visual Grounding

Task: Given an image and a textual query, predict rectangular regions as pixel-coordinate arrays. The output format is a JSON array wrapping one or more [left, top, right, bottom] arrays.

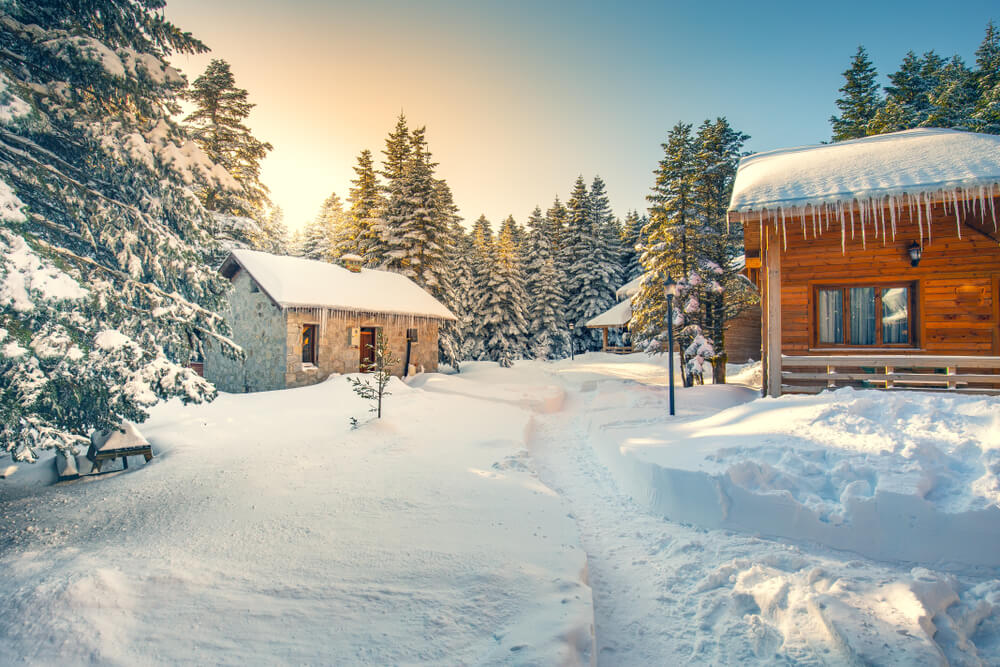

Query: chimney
[[341, 254, 363, 273]]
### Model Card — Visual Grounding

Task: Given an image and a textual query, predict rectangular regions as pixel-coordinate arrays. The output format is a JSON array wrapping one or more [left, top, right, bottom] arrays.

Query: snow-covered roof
[[222, 250, 457, 321], [615, 275, 645, 300], [586, 300, 632, 328], [729, 128, 1000, 213]]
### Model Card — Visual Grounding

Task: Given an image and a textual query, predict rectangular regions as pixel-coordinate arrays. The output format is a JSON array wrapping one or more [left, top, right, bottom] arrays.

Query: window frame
[[812, 281, 917, 349], [301, 323, 318, 365]]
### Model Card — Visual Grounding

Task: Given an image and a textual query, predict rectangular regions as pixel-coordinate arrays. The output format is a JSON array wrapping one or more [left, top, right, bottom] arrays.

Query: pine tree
[[395, 127, 450, 290], [588, 176, 624, 345], [690, 118, 751, 382], [0, 1, 237, 461], [870, 51, 931, 132], [926, 55, 978, 130], [300, 193, 344, 262], [620, 210, 644, 281], [465, 215, 495, 360], [974, 22, 1000, 133], [476, 217, 529, 367], [347, 149, 384, 266], [184, 59, 273, 218], [631, 122, 698, 353], [260, 206, 289, 255], [524, 207, 569, 359], [437, 221, 473, 370], [562, 177, 593, 352], [831, 46, 883, 141], [373, 114, 412, 268]]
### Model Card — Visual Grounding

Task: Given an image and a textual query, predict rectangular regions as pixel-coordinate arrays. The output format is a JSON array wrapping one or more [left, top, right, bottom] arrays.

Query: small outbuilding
[[728, 128, 1000, 396], [204, 250, 456, 393]]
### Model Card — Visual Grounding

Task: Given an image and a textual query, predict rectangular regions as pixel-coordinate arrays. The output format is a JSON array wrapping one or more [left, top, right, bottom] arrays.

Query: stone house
[[203, 250, 456, 393]]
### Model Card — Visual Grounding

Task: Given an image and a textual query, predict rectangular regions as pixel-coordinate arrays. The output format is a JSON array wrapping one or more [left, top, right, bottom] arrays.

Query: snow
[[0, 74, 31, 124], [93, 329, 132, 351], [228, 249, 457, 320], [730, 128, 1000, 213], [615, 274, 645, 300], [3, 353, 999, 664], [0, 230, 88, 312], [90, 422, 149, 453], [585, 299, 632, 328]]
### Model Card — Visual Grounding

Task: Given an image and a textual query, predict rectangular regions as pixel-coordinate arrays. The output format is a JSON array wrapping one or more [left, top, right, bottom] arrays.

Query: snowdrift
[[586, 382, 1000, 571]]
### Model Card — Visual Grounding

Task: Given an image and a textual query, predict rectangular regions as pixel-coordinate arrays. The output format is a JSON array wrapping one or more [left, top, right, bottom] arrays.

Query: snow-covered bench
[[88, 423, 153, 472]]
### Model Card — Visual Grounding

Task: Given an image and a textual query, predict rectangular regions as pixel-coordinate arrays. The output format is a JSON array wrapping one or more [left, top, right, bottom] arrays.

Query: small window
[[301, 324, 318, 365], [815, 284, 914, 347], [250, 280, 260, 293]]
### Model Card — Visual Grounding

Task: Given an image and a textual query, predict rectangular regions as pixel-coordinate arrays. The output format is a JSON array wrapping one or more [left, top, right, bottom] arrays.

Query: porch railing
[[602, 345, 634, 355], [781, 355, 1000, 395]]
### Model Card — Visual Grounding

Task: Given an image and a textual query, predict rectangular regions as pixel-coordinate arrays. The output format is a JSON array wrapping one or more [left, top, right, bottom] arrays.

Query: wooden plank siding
[[744, 195, 1000, 394], [752, 197, 1000, 357]]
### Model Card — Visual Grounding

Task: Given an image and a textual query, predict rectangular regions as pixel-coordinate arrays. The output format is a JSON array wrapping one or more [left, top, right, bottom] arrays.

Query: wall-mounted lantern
[[907, 241, 922, 267]]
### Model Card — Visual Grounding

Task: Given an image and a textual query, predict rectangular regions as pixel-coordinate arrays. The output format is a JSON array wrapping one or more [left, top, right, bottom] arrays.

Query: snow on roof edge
[[224, 250, 457, 321]]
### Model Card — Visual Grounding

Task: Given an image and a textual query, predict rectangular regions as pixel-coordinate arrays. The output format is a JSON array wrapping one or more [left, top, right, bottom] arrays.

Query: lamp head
[[907, 241, 921, 267], [664, 275, 678, 299]]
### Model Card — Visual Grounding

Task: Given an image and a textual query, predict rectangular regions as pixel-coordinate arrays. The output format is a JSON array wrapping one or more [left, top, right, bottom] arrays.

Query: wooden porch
[[781, 354, 1000, 395]]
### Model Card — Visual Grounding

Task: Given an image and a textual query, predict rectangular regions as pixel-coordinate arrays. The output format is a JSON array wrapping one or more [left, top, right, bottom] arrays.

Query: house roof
[[616, 275, 644, 300], [220, 249, 457, 321], [586, 299, 633, 328], [729, 128, 1000, 214]]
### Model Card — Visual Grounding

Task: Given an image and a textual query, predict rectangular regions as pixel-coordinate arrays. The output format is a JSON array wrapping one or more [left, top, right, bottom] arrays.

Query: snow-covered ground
[[3, 352, 999, 664], [0, 375, 592, 664]]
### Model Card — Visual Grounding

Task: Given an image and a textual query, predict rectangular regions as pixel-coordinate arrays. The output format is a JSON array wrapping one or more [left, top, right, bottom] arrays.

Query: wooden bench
[[87, 443, 153, 472]]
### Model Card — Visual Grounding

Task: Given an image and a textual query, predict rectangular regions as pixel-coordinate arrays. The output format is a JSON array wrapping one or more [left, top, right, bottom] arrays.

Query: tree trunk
[[712, 352, 728, 384]]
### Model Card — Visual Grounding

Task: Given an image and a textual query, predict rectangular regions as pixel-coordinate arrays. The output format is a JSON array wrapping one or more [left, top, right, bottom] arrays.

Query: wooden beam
[[765, 228, 782, 397]]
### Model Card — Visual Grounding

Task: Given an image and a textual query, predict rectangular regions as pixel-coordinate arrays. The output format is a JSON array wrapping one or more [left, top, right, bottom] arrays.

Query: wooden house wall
[[749, 197, 1000, 358], [724, 303, 762, 363]]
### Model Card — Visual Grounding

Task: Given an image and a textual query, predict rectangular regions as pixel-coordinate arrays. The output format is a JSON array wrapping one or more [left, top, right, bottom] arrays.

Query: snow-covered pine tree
[[630, 122, 698, 354], [373, 113, 411, 269], [620, 210, 644, 281], [464, 215, 495, 361], [974, 22, 1000, 133], [259, 206, 289, 255], [545, 196, 570, 280], [476, 217, 529, 367], [926, 55, 978, 130], [183, 59, 279, 253], [437, 220, 473, 370], [562, 177, 596, 352], [299, 192, 344, 262], [347, 149, 384, 266], [588, 176, 624, 345], [830, 46, 883, 141], [393, 127, 450, 290], [524, 206, 568, 359], [0, 1, 238, 461], [690, 117, 752, 382], [870, 51, 932, 133]]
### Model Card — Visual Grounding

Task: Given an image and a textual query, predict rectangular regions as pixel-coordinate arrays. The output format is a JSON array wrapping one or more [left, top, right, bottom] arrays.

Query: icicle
[[889, 195, 897, 239], [800, 205, 807, 239], [840, 206, 846, 253], [781, 207, 787, 250], [849, 202, 855, 240], [837, 201, 845, 238], [990, 184, 997, 230], [860, 200, 867, 248], [952, 189, 962, 239], [811, 203, 818, 238]]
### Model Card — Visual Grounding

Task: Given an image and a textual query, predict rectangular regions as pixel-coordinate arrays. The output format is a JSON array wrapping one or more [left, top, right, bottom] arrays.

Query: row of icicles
[[730, 183, 1000, 252]]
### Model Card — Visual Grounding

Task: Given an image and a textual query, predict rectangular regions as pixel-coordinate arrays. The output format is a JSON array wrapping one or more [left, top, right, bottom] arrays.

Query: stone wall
[[204, 269, 287, 392], [284, 310, 442, 389]]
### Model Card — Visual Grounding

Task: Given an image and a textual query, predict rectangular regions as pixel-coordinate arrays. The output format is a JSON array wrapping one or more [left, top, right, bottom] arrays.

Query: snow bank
[[0, 374, 591, 664], [586, 382, 1000, 570]]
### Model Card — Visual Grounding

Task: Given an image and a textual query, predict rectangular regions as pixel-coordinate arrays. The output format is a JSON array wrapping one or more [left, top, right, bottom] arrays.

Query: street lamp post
[[569, 322, 575, 361], [664, 275, 678, 416]]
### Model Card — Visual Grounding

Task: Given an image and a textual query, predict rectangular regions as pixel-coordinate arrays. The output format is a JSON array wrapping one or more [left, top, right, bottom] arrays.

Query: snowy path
[[524, 358, 1000, 665]]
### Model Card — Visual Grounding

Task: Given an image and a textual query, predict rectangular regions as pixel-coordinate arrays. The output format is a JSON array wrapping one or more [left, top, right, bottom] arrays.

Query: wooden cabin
[[729, 128, 1000, 397], [203, 249, 456, 393]]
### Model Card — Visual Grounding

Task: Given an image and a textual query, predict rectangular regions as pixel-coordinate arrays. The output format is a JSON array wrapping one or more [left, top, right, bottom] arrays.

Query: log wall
[[748, 197, 1000, 359]]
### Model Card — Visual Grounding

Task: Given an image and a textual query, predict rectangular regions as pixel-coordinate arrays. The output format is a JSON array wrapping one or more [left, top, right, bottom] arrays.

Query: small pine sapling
[[347, 331, 398, 420]]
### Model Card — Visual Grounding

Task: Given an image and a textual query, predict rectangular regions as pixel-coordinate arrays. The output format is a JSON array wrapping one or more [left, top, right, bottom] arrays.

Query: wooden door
[[360, 327, 376, 371]]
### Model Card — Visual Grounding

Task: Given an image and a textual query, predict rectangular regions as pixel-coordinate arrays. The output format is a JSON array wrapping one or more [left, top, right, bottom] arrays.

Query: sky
[[163, 0, 998, 232]]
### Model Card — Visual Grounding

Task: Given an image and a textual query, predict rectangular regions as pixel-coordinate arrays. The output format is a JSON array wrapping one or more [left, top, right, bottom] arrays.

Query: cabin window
[[815, 284, 913, 347], [250, 280, 260, 293], [301, 324, 318, 365]]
